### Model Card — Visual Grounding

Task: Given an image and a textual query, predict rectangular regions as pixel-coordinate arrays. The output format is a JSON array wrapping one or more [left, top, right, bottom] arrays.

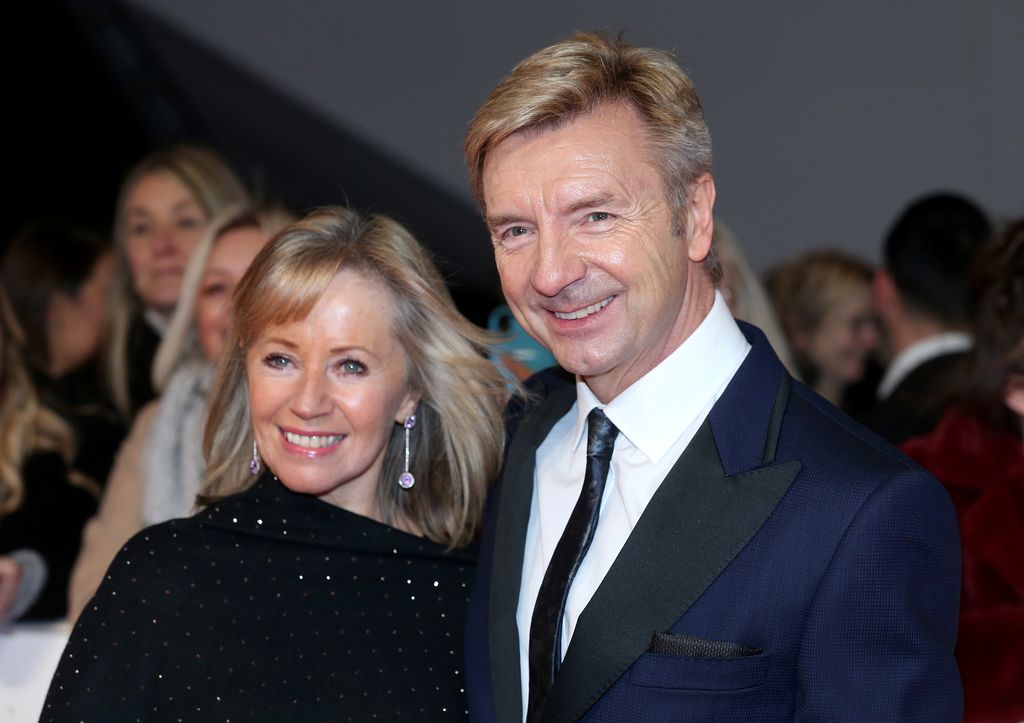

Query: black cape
[[42, 475, 475, 721]]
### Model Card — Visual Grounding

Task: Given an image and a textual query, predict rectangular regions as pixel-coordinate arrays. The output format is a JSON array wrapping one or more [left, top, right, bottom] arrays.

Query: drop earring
[[249, 439, 261, 476], [398, 415, 416, 489]]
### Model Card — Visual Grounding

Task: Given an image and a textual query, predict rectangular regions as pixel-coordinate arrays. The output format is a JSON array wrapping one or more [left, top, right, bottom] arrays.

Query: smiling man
[[463, 32, 962, 722]]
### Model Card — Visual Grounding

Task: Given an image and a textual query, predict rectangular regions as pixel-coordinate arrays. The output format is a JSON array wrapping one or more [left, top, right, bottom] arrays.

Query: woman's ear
[[394, 392, 421, 425]]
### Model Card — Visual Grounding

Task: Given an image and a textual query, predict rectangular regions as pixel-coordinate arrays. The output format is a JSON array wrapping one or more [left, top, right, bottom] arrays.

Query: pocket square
[[649, 631, 763, 659]]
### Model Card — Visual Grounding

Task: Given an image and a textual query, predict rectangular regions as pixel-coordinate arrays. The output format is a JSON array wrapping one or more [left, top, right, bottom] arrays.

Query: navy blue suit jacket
[[465, 323, 961, 722]]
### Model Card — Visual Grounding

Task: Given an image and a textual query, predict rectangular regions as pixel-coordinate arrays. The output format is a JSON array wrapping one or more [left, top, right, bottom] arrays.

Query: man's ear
[[873, 270, 899, 314], [686, 174, 716, 264]]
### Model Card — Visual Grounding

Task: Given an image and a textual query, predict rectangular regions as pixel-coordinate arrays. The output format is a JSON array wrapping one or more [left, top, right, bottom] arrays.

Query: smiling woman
[[43, 207, 509, 721]]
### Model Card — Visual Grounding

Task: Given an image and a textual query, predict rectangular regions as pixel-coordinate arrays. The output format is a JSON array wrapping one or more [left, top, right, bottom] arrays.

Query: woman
[[106, 144, 249, 420], [765, 249, 879, 409], [44, 208, 508, 720], [68, 203, 292, 620], [1, 220, 122, 490], [903, 219, 1024, 722], [0, 286, 95, 623]]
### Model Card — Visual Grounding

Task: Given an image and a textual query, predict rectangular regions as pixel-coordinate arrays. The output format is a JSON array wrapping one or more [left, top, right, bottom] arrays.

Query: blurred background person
[[1, 220, 122, 491], [765, 250, 879, 410], [713, 220, 799, 378], [106, 144, 249, 421], [69, 202, 290, 619], [0, 286, 96, 623], [46, 207, 507, 720], [903, 218, 1024, 723], [863, 192, 992, 444]]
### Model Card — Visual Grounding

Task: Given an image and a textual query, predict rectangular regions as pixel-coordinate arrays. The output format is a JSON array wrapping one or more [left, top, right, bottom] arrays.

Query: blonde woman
[[765, 250, 879, 408], [68, 203, 291, 619], [46, 208, 508, 720], [106, 144, 249, 420], [0, 287, 94, 623]]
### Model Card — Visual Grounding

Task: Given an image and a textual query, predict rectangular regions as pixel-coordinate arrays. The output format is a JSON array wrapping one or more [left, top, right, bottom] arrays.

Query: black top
[[42, 475, 475, 722], [0, 451, 97, 620], [125, 313, 161, 419], [856, 351, 968, 445]]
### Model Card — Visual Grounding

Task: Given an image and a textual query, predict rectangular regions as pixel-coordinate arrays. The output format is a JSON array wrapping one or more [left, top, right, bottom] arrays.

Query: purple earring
[[398, 415, 416, 489], [249, 439, 260, 476]]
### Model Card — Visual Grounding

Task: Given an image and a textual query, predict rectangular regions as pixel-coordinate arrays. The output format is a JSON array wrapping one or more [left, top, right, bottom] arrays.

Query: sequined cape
[[42, 474, 476, 721]]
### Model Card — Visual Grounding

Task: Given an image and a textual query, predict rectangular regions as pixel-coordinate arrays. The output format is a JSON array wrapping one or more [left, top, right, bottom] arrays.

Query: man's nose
[[530, 229, 586, 298]]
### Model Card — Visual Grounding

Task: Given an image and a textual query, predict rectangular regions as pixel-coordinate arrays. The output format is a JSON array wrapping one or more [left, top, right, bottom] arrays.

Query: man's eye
[[505, 226, 529, 238], [586, 211, 611, 223]]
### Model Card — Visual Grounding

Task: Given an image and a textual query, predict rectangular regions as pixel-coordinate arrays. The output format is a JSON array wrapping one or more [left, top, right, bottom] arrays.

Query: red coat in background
[[904, 408, 1024, 723]]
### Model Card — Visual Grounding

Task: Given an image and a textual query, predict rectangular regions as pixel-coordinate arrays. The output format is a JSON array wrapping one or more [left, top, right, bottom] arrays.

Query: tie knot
[[586, 408, 619, 461]]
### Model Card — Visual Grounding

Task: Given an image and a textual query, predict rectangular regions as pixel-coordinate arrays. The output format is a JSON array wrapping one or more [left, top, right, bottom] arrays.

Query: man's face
[[482, 102, 714, 401]]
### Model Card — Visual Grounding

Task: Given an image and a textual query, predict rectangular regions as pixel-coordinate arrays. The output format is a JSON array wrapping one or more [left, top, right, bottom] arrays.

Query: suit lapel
[[541, 325, 800, 723], [541, 422, 800, 722], [489, 384, 577, 723]]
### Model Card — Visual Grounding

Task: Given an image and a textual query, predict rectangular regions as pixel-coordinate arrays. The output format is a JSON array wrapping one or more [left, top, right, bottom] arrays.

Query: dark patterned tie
[[527, 407, 620, 722]]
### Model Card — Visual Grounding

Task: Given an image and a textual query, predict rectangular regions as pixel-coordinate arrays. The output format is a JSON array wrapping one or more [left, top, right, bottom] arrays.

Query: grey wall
[[131, 0, 1023, 271]]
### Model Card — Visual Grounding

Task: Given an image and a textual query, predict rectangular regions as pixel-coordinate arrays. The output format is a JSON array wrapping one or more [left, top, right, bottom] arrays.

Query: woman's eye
[[340, 359, 366, 375], [178, 216, 204, 230], [200, 283, 227, 297], [264, 354, 291, 370], [128, 223, 151, 236]]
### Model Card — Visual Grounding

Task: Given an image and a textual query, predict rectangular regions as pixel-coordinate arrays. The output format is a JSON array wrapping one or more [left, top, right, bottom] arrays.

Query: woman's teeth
[[284, 432, 344, 449]]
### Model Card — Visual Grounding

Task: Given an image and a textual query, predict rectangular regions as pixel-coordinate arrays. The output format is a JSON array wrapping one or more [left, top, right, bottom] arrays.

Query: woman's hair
[[106, 145, 250, 418], [0, 220, 110, 376], [151, 201, 294, 392], [0, 286, 74, 515], [764, 250, 874, 363], [200, 207, 508, 548], [712, 220, 800, 379], [961, 218, 1024, 433]]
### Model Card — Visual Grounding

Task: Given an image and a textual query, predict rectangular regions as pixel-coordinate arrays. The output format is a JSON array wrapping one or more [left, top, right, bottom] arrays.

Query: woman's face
[[195, 226, 270, 362], [46, 251, 114, 378], [123, 172, 207, 315], [246, 269, 418, 517], [802, 285, 879, 384]]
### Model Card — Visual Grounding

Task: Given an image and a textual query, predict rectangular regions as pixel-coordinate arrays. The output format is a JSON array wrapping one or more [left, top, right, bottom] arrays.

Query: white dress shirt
[[875, 332, 972, 400], [516, 291, 751, 715]]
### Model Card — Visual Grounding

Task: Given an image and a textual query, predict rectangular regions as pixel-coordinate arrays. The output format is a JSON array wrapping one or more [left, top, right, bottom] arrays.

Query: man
[[862, 193, 992, 444], [464, 33, 961, 722]]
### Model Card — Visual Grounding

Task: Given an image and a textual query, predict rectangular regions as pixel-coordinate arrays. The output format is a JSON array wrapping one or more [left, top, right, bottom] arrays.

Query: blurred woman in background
[[765, 249, 879, 409], [106, 145, 249, 420], [69, 203, 291, 619], [0, 286, 95, 623], [1, 220, 121, 489]]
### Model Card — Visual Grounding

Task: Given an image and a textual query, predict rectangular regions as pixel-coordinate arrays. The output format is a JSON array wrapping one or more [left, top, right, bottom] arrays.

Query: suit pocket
[[629, 632, 769, 691]]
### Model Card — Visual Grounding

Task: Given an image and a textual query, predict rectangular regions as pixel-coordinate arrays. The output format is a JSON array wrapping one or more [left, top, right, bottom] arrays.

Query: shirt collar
[[876, 332, 972, 399], [569, 291, 751, 462]]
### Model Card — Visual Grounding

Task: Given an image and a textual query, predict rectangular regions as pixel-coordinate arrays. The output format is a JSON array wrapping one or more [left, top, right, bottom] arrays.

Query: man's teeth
[[554, 296, 613, 320], [284, 432, 344, 449]]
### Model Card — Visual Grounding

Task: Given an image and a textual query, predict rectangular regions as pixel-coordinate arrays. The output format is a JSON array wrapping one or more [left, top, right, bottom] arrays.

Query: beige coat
[[68, 402, 158, 621]]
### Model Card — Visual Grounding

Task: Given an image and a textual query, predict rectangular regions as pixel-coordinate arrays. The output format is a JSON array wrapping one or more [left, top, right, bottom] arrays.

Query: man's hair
[[464, 31, 719, 281], [883, 192, 992, 326]]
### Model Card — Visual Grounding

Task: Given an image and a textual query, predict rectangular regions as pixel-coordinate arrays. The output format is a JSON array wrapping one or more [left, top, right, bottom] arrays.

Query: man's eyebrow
[[486, 213, 529, 230], [565, 193, 616, 215]]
